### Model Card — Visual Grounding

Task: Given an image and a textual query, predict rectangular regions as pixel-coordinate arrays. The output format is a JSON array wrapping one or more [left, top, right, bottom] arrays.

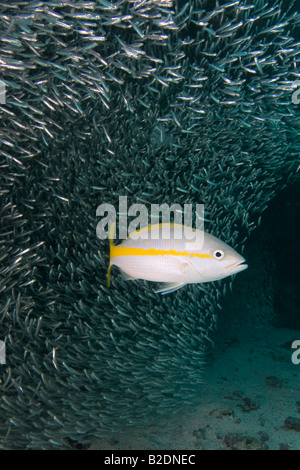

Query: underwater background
[[0, 0, 299, 449]]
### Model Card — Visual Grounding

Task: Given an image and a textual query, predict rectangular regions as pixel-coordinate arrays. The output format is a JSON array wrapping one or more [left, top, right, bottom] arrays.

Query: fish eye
[[214, 249, 224, 260]]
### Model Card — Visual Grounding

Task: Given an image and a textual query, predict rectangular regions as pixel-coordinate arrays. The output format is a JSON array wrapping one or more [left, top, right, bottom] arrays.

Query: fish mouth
[[226, 260, 248, 274]]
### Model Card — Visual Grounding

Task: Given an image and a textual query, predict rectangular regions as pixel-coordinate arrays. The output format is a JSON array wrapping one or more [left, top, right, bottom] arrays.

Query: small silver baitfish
[[108, 223, 248, 294]]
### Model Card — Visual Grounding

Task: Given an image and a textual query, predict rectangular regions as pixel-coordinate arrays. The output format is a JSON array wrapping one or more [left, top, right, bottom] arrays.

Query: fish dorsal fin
[[154, 281, 186, 295]]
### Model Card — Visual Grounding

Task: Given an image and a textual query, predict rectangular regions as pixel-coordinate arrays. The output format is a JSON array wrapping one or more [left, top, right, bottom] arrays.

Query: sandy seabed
[[90, 326, 300, 450]]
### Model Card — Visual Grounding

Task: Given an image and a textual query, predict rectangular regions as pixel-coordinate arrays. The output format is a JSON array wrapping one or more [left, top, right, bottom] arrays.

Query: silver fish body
[[109, 224, 247, 293]]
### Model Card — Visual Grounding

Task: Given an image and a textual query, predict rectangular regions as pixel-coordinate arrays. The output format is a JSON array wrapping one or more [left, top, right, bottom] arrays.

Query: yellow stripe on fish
[[110, 245, 214, 259], [108, 223, 247, 294]]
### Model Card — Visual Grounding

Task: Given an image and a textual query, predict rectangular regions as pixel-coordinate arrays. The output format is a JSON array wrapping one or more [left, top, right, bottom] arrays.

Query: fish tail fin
[[107, 222, 115, 287]]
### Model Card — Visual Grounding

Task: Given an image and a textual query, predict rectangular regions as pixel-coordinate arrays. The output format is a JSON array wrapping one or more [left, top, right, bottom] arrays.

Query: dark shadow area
[[269, 180, 300, 329], [215, 178, 300, 349]]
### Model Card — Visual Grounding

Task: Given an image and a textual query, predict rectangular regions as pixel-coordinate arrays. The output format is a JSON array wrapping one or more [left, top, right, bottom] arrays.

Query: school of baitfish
[[0, 0, 299, 449]]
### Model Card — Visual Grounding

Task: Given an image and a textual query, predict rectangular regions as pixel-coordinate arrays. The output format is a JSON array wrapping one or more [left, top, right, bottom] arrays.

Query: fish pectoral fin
[[154, 281, 186, 295], [186, 259, 206, 280]]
